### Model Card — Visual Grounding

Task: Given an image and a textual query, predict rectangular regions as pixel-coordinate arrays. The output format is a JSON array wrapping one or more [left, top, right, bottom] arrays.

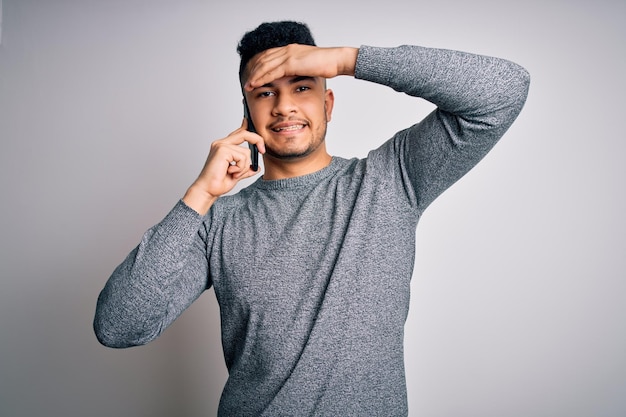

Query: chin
[[266, 147, 313, 160]]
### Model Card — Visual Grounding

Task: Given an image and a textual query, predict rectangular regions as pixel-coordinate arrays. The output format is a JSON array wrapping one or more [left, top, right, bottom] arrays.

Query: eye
[[296, 86, 311, 93], [257, 90, 275, 98]]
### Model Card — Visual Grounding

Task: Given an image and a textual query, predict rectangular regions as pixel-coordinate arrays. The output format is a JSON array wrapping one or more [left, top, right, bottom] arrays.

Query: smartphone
[[243, 99, 259, 171]]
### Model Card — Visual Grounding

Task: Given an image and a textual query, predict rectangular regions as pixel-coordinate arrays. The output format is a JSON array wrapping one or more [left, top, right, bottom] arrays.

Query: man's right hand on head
[[182, 118, 265, 215]]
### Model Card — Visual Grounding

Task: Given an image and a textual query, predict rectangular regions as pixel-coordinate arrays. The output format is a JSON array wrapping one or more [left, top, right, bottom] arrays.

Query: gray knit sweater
[[95, 45, 530, 416]]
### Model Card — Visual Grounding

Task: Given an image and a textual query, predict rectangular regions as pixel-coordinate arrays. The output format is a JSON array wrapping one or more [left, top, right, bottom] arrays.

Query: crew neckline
[[253, 157, 346, 190]]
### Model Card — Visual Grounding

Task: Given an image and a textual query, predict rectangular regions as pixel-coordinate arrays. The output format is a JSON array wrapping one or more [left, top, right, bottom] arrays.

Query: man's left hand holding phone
[[182, 101, 265, 216]]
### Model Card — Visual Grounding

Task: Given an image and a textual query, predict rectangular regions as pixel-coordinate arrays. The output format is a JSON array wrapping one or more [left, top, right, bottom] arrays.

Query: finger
[[227, 161, 245, 176], [240, 167, 261, 180], [244, 131, 266, 154], [226, 146, 250, 171], [245, 48, 290, 90], [229, 158, 257, 180], [237, 116, 266, 154], [246, 66, 285, 91], [221, 123, 253, 146]]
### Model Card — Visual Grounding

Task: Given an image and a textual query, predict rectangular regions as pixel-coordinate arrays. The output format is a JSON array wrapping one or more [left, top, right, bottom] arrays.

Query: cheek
[[249, 103, 271, 128], [304, 100, 330, 123]]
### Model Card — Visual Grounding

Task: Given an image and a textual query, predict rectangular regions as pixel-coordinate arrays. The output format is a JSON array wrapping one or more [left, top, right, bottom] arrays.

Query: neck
[[262, 151, 332, 180]]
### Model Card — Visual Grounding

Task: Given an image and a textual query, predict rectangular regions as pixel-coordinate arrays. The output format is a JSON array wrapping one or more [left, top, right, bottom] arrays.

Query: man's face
[[244, 69, 334, 161]]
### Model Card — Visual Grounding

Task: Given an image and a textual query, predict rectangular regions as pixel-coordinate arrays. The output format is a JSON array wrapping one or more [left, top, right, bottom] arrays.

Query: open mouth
[[272, 125, 306, 132]]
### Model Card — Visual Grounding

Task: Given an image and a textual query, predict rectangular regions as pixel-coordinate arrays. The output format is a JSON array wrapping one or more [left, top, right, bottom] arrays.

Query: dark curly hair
[[237, 21, 316, 81]]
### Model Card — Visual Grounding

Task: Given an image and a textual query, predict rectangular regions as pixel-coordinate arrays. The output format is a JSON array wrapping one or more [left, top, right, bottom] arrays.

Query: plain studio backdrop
[[0, 1, 624, 416]]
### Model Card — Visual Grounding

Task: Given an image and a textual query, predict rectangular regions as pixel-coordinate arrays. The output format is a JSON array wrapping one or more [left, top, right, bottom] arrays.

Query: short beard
[[265, 120, 328, 160], [264, 142, 322, 160]]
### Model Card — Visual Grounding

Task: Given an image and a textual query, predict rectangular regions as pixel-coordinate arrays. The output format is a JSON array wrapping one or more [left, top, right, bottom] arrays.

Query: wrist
[[338, 47, 358, 76], [182, 184, 218, 216]]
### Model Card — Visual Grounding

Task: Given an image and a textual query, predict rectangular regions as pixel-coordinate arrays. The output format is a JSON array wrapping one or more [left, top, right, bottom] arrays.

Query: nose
[[272, 92, 297, 116]]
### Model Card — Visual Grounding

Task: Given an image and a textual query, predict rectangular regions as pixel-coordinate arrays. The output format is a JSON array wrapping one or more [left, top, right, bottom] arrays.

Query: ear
[[324, 88, 335, 122]]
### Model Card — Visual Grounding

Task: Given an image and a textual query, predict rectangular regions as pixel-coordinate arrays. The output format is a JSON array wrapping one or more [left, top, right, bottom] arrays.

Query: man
[[95, 21, 529, 416]]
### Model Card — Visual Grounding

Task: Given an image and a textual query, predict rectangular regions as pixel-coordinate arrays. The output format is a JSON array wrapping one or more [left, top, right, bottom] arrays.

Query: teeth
[[275, 124, 304, 132]]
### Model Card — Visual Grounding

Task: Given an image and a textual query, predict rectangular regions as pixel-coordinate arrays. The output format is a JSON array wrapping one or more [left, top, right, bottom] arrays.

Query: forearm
[[94, 200, 210, 348]]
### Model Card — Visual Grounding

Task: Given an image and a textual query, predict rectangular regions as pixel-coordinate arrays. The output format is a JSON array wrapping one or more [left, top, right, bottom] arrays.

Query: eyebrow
[[260, 75, 318, 89], [290, 76, 317, 84]]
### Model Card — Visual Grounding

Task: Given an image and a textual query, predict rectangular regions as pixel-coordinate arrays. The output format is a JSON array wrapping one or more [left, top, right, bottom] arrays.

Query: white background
[[0, 0, 624, 416]]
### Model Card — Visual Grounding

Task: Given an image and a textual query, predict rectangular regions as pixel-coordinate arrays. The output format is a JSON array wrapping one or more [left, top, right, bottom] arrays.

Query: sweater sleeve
[[93, 200, 211, 348], [355, 45, 530, 212]]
